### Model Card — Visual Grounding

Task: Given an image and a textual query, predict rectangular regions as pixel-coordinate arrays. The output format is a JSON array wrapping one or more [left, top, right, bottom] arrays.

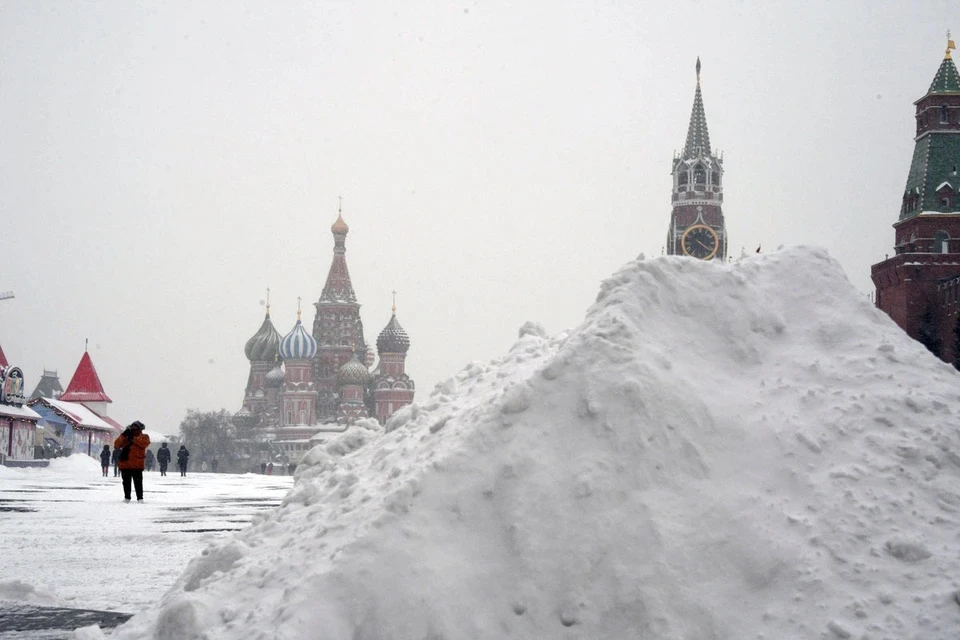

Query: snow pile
[[113, 246, 960, 639], [0, 580, 62, 606], [0, 453, 101, 479]]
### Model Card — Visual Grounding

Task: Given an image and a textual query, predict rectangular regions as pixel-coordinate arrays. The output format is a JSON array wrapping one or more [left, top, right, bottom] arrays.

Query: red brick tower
[[872, 36, 960, 364], [312, 204, 371, 421], [373, 298, 415, 425], [666, 58, 728, 261]]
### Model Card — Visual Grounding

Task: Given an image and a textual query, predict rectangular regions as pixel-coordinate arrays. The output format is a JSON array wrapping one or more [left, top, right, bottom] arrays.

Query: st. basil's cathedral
[[241, 207, 415, 448]]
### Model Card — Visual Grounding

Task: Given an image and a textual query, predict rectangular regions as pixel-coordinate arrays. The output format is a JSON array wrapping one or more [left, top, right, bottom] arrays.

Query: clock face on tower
[[680, 224, 719, 260]]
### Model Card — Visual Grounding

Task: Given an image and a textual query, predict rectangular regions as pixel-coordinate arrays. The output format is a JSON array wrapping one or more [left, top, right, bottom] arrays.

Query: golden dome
[[331, 212, 349, 235]]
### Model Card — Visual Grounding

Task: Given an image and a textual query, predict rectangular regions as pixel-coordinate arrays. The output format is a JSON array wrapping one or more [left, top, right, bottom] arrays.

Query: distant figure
[[260, 461, 267, 474], [156, 442, 171, 476], [177, 445, 190, 477], [267, 462, 273, 475], [114, 421, 150, 502], [99, 445, 111, 477], [287, 462, 295, 475], [211, 459, 219, 473], [144, 449, 155, 472], [111, 446, 121, 477]]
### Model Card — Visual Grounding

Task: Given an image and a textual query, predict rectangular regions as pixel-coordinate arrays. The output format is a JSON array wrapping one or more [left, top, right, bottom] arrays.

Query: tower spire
[[297, 296, 302, 321], [683, 57, 711, 158], [266, 287, 271, 315], [392, 290, 397, 314], [947, 30, 956, 60]]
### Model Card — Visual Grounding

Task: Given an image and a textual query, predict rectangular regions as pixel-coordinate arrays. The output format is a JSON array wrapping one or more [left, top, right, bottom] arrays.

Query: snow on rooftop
[[41, 398, 114, 431], [0, 403, 41, 421], [111, 246, 960, 639]]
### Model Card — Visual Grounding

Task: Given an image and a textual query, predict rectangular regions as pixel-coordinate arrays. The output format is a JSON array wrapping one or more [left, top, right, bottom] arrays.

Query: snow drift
[[113, 246, 960, 639]]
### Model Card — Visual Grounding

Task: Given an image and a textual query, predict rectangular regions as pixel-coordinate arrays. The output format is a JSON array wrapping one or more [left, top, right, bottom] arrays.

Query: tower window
[[934, 230, 950, 253], [941, 104, 949, 124], [678, 171, 688, 189], [694, 165, 706, 185], [714, 172, 721, 186]]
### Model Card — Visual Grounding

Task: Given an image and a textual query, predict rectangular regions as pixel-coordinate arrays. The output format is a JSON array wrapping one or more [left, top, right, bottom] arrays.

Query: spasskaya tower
[[666, 58, 728, 261]]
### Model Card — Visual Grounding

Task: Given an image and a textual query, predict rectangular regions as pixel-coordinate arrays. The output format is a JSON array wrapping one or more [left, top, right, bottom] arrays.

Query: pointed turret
[[683, 57, 711, 159], [320, 204, 358, 304], [61, 350, 112, 404], [899, 37, 960, 220]]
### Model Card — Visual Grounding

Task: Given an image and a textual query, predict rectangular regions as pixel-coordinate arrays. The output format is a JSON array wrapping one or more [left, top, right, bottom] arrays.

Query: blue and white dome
[[279, 319, 318, 360]]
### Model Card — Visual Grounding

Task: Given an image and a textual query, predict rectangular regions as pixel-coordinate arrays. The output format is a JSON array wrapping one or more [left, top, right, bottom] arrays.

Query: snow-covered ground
[[0, 456, 292, 617], [10, 246, 960, 639]]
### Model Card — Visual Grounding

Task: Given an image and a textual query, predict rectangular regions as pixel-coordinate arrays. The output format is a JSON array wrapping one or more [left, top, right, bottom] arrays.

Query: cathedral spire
[[683, 57, 712, 159], [321, 203, 358, 304]]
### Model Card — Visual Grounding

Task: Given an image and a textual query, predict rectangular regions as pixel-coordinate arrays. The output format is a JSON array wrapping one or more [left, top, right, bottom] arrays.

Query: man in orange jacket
[[114, 421, 151, 502]]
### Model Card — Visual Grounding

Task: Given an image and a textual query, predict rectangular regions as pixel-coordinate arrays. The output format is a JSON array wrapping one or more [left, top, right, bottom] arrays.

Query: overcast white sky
[[0, 1, 955, 435]]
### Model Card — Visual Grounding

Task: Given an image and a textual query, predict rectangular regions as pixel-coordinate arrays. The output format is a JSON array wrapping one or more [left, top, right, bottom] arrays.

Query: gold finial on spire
[[266, 287, 271, 314], [338, 195, 342, 215], [392, 289, 397, 314], [696, 56, 701, 86], [947, 30, 956, 60], [296, 296, 302, 321]]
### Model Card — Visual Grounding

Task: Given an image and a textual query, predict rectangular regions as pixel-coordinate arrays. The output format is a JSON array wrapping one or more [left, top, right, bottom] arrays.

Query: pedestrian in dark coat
[[156, 442, 171, 476], [177, 445, 190, 477], [114, 421, 151, 502], [260, 461, 266, 474], [99, 445, 111, 477], [145, 449, 155, 472], [111, 446, 121, 477]]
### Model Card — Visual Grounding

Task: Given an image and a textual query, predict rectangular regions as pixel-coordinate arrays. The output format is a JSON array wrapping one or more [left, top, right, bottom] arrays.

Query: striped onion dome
[[376, 313, 410, 355], [265, 363, 285, 388], [338, 351, 369, 385], [245, 311, 281, 362], [279, 319, 318, 360]]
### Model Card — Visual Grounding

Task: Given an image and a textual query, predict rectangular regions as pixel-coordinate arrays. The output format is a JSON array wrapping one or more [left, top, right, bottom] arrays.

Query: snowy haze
[[0, 1, 952, 432]]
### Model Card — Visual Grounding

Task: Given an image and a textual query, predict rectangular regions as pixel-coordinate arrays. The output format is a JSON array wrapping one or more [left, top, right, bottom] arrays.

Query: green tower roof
[[683, 57, 712, 159], [926, 55, 960, 95]]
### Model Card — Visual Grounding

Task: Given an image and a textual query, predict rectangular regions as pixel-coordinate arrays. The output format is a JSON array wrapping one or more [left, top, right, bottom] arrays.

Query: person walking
[[111, 446, 121, 477], [99, 444, 111, 477], [260, 461, 266, 474], [145, 449, 155, 472], [177, 445, 190, 477], [156, 442, 171, 476], [114, 421, 150, 502]]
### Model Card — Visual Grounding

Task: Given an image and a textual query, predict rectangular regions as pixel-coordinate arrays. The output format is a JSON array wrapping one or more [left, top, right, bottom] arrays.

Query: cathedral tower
[[666, 58, 728, 261], [373, 299, 415, 425], [312, 205, 370, 421], [242, 296, 282, 418], [279, 301, 318, 426], [872, 36, 960, 364]]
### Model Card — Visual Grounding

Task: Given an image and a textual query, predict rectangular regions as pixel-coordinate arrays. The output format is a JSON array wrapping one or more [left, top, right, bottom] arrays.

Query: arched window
[[714, 171, 721, 186], [694, 165, 706, 185], [941, 104, 949, 124], [934, 230, 950, 253], [678, 171, 688, 189]]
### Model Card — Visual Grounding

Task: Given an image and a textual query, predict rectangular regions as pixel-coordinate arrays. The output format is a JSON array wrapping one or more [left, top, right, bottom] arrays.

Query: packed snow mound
[[115, 246, 960, 640]]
